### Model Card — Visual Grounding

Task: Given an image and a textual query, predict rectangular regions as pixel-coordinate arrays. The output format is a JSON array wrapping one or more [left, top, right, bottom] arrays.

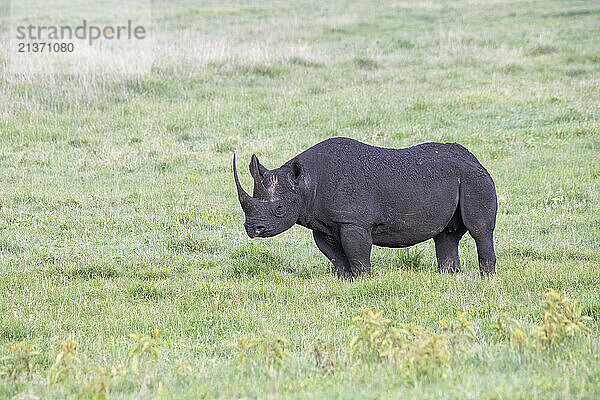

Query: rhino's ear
[[249, 154, 268, 180], [287, 158, 302, 191]]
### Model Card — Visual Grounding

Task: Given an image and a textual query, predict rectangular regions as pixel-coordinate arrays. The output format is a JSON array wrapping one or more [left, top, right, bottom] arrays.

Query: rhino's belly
[[372, 226, 441, 247], [371, 206, 456, 248]]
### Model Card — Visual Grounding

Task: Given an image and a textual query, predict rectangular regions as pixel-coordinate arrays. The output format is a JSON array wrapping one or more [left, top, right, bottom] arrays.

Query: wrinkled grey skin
[[234, 137, 497, 278]]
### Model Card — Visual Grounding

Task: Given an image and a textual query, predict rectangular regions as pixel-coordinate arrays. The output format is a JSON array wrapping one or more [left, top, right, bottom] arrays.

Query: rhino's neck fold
[[295, 170, 318, 230]]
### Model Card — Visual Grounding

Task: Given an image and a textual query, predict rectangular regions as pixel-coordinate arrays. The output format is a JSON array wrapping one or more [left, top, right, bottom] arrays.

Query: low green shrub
[[235, 330, 289, 367], [348, 309, 474, 374], [495, 289, 591, 356], [126, 329, 164, 375], [0, 341, 40, 380]]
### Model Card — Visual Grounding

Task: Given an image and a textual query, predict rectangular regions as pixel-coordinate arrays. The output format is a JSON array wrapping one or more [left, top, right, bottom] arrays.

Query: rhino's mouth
[[245, 223, 270, 238], [250, 229, 278, 239], [250, 231, 270, 239]]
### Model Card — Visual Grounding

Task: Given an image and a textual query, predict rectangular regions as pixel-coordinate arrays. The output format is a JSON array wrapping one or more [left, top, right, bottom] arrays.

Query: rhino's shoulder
[[298, 137, 372, 158]]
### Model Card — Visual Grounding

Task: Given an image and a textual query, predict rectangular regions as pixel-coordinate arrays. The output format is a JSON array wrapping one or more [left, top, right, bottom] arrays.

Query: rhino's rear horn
[[233, 154, 261, 213], [250, 155, 269, 199], [252, 176, 269, 199]]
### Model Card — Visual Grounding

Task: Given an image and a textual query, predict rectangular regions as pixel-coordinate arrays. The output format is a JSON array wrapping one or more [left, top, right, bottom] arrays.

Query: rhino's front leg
[[339, 224, 372, 278], [313, 231, 352, 278]]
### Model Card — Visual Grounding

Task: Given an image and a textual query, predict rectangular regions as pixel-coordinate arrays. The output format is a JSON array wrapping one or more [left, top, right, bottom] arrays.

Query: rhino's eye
[[271, 203, 285, 217]]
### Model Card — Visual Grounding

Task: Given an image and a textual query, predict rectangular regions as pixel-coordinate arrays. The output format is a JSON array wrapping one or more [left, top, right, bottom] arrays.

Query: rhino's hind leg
[[459, 172, 498, 275], [473, 233, 496, 275], [434, 228, 467, 273], [339, 225, 372, 278], [313, 231, 352, 278]]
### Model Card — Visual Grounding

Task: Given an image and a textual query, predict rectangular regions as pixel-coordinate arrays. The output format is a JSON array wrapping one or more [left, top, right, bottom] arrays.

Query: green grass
[[1, 0, 599, 398]]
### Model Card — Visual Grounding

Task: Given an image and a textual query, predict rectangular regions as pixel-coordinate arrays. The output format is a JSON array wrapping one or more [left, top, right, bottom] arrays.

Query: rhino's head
[[233, 154, 303, 238]]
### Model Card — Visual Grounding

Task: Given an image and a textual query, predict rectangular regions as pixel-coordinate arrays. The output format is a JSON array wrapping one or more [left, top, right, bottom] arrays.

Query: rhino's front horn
[[233, 154, 260, 213]]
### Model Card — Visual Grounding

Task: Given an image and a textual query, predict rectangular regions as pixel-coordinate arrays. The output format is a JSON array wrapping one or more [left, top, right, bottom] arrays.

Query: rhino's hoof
[[438, 260, 460, 274], [479, 262, 496, 276]]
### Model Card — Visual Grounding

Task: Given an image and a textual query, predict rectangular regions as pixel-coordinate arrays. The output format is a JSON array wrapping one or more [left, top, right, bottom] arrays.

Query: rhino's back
[[299, 137, 483, 197], [301, 137, 485, 174]]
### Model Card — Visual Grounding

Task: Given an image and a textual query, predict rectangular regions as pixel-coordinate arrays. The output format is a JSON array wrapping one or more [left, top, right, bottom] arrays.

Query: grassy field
[[1, 0, 599, 398]]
